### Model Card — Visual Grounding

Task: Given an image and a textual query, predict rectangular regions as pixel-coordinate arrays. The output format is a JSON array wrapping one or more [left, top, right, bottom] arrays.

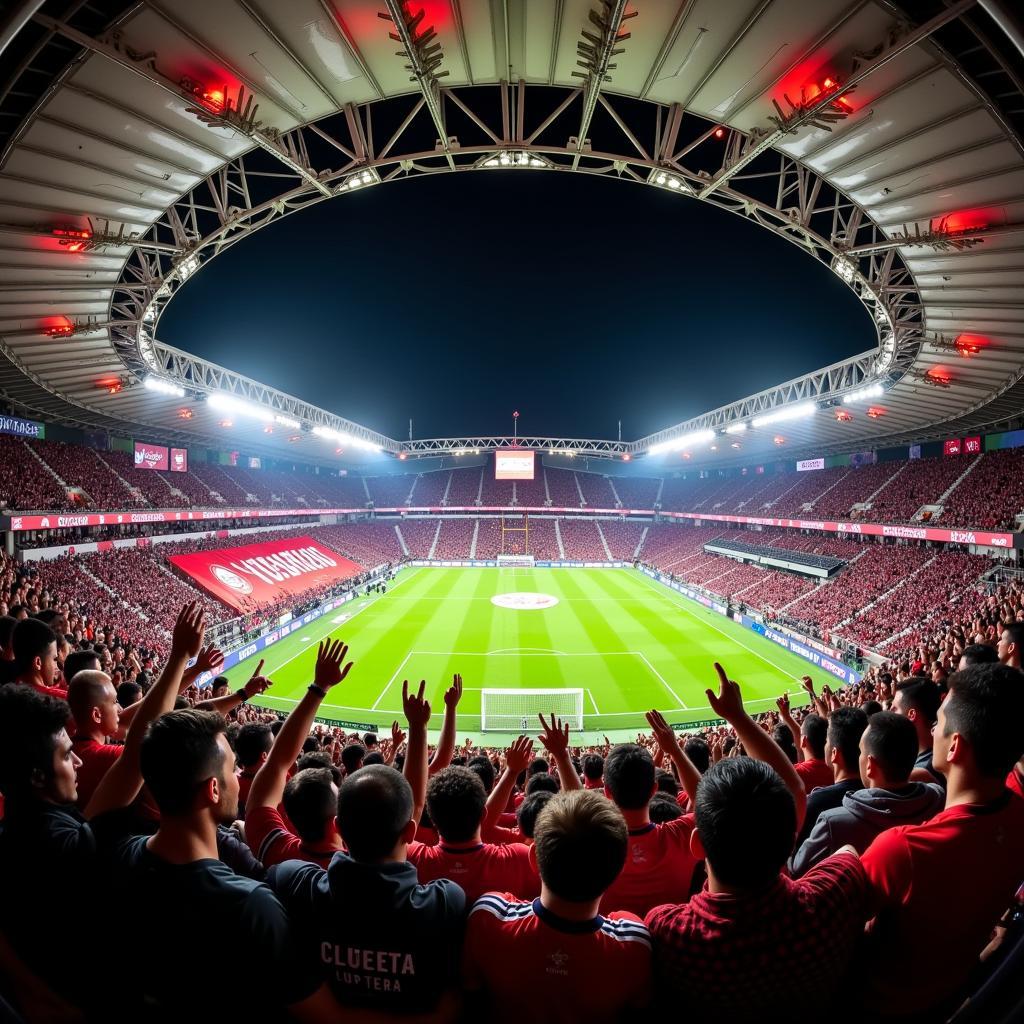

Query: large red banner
[[169, 535, 363, 611], [134, 441, 169, 471]]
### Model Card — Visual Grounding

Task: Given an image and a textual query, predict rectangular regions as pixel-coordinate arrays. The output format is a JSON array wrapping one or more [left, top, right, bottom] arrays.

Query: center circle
[[491, 592, 559, 610]]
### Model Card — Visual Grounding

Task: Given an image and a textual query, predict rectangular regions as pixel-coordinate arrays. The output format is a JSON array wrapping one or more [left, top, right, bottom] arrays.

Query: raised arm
[[247, 640, 352, 813], [196, 657, 273, 715], [401, 680, 432, 827], [483, 736, 534, 833], [801, 675, 829, 719], [537, 713, 581, 791], [645, 710, 702, 804], [428, 674, 462, 775], [707, 663, 807, 831], [775, 691, 801, 750], [84, 602, 206, 819]]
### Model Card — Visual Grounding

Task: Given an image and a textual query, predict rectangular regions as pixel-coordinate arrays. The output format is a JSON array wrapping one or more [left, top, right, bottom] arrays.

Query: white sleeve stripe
[[470, 898, 535, 921], [258, 828, 285, 862]]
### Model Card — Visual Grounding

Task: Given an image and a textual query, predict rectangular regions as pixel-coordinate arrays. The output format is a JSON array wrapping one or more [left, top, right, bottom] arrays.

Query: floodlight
[[274, 414, 300, 429], [831, 256, 856, 283], [649, 429, 715, 455], [144, 376, 185, 398], [724, 423, 747, 434], [647, 167, 694, 194], [842, 383, 884, 404], [751, 402, 816, 428]]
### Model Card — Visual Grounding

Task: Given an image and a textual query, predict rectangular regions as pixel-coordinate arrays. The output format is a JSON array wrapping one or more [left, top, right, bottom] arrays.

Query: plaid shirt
[[645, 852, 868, 1022]]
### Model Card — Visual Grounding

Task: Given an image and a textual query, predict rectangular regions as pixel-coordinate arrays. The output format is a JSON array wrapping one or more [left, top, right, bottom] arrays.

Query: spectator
[[516, 790, 555, 840], [340, 743, 365, 776], [892, 678, 944, 786], [795, 706, 867, 847], [791, 712, 943, 877], [860, 664, 1024, 1019], [61, 647, 100, 685], [646, 665, 866, 1024], [788, 703, 832, 792], [67, 669, 129, 810], [234, 721, 273, 817], [463, 790, 650, 1024], [598, 714, 702, 918], [245, 641, 351, 868], [582, 753, 604, 789], [0, 614, 15, 684], [9, 618, 65, 698], [269, 641, 465, 1016], [996, 620, 1024, 670], [959, 643, 999, 669]]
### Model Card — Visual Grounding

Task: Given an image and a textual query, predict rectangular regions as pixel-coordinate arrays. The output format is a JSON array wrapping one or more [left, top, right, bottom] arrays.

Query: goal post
[[481, 688, 584, 732], [497, 554, 535, 571]]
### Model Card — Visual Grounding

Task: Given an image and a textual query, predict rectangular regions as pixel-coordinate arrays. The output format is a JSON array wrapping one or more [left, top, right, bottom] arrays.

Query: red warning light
[[954, 333, 986, 357], [823, 77, 834, 88], [399, 452, 408, 461], [177, 408, 194, 420], [44, 321, 74, 338], [835, 409, 852, 422], [866, 406, 886, 419], [97, 377, 122, 394], [713, 127, 725, 139], [53, 226, 92, 252]]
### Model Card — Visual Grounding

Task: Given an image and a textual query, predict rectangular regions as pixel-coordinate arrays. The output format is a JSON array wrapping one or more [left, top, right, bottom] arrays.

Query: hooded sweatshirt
[[790, 782, 945, 878]]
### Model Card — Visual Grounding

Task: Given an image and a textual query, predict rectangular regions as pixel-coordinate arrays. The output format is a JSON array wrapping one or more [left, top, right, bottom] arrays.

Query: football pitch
[[225, 566, 818, 741]]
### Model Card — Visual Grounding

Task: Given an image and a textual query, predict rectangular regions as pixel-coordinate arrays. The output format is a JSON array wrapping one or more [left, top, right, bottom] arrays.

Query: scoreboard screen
[[495, 450, 535, 481]]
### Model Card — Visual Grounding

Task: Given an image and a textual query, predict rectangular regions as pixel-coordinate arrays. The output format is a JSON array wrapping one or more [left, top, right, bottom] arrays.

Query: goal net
[[497, 554, 535, 568], [481, 688, 584, 732]]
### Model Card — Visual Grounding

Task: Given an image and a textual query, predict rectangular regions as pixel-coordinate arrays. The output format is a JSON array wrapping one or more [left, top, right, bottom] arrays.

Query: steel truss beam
[[401, 436, 629, 456]]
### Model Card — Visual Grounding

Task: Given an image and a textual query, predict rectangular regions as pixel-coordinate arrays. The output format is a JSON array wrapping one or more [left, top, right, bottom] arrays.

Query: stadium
[[0, 0, 1023, 1021]]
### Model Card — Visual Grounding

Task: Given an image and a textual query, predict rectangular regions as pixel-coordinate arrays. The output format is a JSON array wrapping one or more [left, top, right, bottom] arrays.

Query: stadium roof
[[0, 0, 1022, 469]]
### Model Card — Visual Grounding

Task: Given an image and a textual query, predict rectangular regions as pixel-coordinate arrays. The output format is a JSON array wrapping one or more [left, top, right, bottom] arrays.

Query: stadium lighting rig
[[843, 383, 885, 404], [47, 220, 185, 256], [312, 425, 380, 453], [648, 429, 715, 456], [724, 423, 747, 435], [144, 376, 186, 398], [42, 316, 115, 339], [482, 152, 548, 169], [646, 168, 695, 195], [336, 168, 381, 194], [206, 392, 302, 430], [751, 402, 817, 429], [841, 215, 989, 257]]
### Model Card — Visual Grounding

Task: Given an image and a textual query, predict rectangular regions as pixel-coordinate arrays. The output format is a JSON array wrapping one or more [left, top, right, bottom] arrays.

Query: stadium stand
[[544, 466, 582, 507], [447, 466, 483, 506], [396, 518, 437, 558], [410, 469, 450, 506], [0, 436, 78, 512], [367, 474, 413, 507], [576, 471, 616, 508], [433, 517, 476, 559], [600, 520, 645, 560]]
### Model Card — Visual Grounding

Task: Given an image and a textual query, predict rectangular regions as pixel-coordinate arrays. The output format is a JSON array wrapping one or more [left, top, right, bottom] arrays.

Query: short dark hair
[[337, 764, 413, 861], [943, 665, 1024, 778], [861, 700, 883, 718], [234, 723, 273, 768], [683, 736, 710, 774], [533, 791, 627, 902], [961, 643, 998, 667], [63, 649, 101, 684], [863, 712, 917, 784], [362, 732, 378, 747], [1001, 621, 1024, 650], [116, 682, 142, 707], [582, 754, 604, 782], [516, 790, 554, 839], [528, 757, 549, 777], [0, 686, 69, 794], [526, 773, 558, 797], [772, 725, 799, 763], [11, 618, 56, 674], [0, 615, 17, 650], [467, 755, 495, 794], [695, 758, 796, 890], [896, 679, 941, 725], [295, 751, 342, 786], [425, 766, 486, 842], [649, 793, 683, 823], [283, 767, 338, 843], [362, 751, 384, 766], [141, 710, 226, 817], [210, 675, 229, 691], [604, 744, 655, 810], [655, 768, 679, 796], [827, 707, 868, 772], [341, 743, 365, 773], [800, 714, 827, 759]]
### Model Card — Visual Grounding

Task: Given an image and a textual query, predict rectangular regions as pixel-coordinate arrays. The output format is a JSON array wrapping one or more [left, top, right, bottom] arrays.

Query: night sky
[[159, 171, 874, 442]]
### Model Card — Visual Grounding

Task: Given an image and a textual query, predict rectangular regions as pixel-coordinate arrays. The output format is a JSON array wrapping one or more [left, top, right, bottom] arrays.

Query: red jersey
[[795, 759, 833, 793], [71, 737, 122, 809], [245, 804, 339, 869], [645, 853, 867, 1022], [19, 678, 68, 701], [236, 769, 258, 814], [407, 840, 539, 905], [463, 893, 650, 1024], [600, 815, 698, 917], [861, 791, 1024, 1016], [1006, 766, 1024, 799]]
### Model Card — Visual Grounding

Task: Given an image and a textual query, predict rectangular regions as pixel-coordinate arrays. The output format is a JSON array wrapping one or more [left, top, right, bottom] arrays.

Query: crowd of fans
[[0, 589, 1021, 1023], [4, 435, 1024, 533]]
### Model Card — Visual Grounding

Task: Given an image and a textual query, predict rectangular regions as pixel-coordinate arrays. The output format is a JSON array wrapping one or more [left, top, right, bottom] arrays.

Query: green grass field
[[225, 566, 816, 741]]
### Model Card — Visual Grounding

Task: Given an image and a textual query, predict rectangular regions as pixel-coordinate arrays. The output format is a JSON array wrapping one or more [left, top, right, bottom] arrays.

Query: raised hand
[[645, 709, 680, 752], [314, 639, 353, 691], [171, 602, 205, 659], [801, 675, 816, 697], [391, 720, 406, 748], [444, 673, 463, 709], [705, 663, 747, 723], [402, 679, 431, 728], [504, 735, 534, 776], [193, 645, 225, 676], [538, 713, 570, 756], [776, 692, 791, 716], [243, 669, 274, 699]]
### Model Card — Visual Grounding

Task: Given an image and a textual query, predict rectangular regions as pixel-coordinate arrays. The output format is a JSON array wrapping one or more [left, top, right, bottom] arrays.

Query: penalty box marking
[[369, 650, 683, 714]]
